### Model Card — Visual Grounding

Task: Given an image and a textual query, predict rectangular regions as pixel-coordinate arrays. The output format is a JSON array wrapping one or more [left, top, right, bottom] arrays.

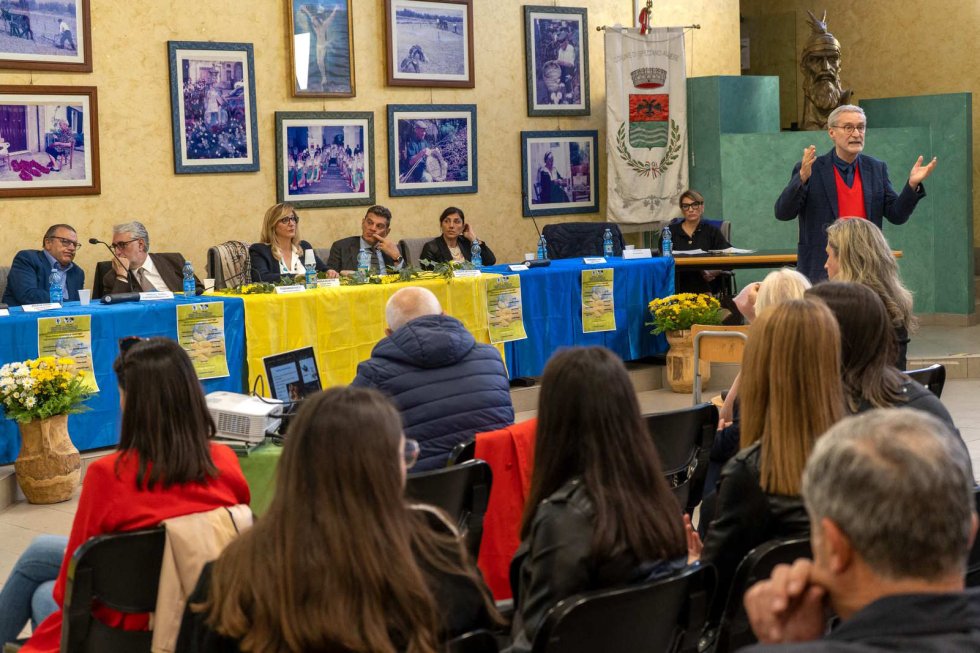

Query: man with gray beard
[[800, 11, 850, 131]]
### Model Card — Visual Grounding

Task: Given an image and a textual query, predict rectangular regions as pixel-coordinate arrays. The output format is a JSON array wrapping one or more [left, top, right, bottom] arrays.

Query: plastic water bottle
[[537, 235, 548, 260], [182, 260, 196, 296], [470, 239, 482, 268], [48, 268, 63, 304], [304, 250, 317, 288], [661, 225, 673, 258], [357, 248, 371, 279], [602, 228, 614, 257]]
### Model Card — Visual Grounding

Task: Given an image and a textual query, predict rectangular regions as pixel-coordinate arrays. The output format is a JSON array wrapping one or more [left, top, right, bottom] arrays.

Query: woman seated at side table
[[419, 207, 496, 269], [659, 189, 731, 294], [249, 202, 327, 283]]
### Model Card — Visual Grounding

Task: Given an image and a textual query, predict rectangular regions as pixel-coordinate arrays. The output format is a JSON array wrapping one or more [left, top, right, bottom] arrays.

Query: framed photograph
[[275, 111, 375, 208], [388, 104, 476, 197], [523, 6, 590, 116], [288, 0, 355, 97], [0, 0, 91, 72], [167, 41, 260, 174], [521, 130, 598, 217], [384, 0, 474, 88], [0, 85, 100, 198]]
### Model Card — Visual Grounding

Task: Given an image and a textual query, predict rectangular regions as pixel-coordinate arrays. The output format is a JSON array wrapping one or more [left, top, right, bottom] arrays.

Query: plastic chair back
[[541, 222, 625, 259], [905, 363, 947, 399], [645, 403, 718, 513], [0, 265, 9, 302], [405, 459, 493, 559], [691, 325, 750, 405], [398, 237, 433, 268], [206, 240, 250, 289]]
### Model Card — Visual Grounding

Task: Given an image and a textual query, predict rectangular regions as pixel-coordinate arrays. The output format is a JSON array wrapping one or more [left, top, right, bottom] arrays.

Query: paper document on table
[[708, 247, 757, 254], [672, 249, 707, 255]]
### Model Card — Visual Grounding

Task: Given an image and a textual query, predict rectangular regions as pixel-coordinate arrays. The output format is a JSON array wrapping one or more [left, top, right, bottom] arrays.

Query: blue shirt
[[831, 150, 858, 188], [358, 237, 403, 274], [42, 250, 74, 297]]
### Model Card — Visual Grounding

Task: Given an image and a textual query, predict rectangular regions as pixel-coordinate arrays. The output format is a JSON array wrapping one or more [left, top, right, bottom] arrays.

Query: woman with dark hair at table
[[419, 206, 496, 269], [660, 189, 732, 294], [2, 338, 249, 653], [248, 202, 327, 283]]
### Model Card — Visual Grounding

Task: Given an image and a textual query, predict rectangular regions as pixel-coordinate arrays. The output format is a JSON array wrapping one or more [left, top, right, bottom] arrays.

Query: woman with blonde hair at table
[[248, 202, 327, 283]]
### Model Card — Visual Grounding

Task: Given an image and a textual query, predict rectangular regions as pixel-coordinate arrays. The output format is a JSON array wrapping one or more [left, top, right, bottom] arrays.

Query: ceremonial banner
[[581, 268, 616, 333], [176, 302, 229, 380], [486, 275, 528, 344], [605, 27, 688, 223], [37, 315, 98, 392]]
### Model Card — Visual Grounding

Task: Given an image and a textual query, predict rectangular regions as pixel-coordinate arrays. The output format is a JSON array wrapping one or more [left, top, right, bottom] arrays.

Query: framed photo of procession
[[523, 6, 589, 117], [0, 0, 92, 72], [521, 130, 598, 217], [274, 111, 375, 209], [383, 0, 474, 88], [287, 0, 355, 97], [0, 85, 100, 198], [167, 41, 260, 174], [387, 104, 477, 197]]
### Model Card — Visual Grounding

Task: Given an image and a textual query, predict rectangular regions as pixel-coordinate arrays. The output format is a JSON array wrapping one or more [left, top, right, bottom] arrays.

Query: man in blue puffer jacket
[[351, 286, 514, 471]]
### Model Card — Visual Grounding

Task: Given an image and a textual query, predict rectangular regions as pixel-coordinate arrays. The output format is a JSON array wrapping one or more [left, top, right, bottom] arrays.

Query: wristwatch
[[394, 256, 404, 265]]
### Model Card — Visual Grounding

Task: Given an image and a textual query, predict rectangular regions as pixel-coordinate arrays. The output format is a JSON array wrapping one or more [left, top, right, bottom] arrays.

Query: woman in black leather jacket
[[509, 347, 689, 653]]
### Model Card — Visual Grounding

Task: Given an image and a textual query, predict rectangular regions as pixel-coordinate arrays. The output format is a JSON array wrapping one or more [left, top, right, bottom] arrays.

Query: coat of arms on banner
[[616, 86, 681, 178]]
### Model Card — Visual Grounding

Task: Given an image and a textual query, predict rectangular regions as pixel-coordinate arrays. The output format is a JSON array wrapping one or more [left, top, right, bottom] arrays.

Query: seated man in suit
[[325, 205, 404, 278], [2, 224, 85, 306], [99, 221, 202, 296]]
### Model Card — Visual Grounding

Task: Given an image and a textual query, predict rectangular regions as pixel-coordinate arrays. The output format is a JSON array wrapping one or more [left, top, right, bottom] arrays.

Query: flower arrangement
[[0, 357, 93, 423], [647, 293, 723, 335]]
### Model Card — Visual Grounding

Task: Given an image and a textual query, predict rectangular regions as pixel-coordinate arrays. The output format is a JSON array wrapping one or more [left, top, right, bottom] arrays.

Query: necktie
[[136, 268, 156, 292]]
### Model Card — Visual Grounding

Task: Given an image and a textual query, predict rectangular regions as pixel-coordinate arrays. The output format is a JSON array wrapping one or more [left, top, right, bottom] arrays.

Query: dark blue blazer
[[2, 249, 85, 306], [773, 149, 924, 282], [248, 240, 326, 283]]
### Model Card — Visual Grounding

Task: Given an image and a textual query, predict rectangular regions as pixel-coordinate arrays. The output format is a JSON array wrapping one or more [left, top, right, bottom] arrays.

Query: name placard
[[275, 285, 306, 294], [139, 291, 175, 301], [583, 257, 607, 264], [22, 303, 61, 312], [452, 269, 482, 278], [508, 264, 529, 272], [0, 309, 8, 317], [622, 248, 653, 259], [316, 279, 341, 288]]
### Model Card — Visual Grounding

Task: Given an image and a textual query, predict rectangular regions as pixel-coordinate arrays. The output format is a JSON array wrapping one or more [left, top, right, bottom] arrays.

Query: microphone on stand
[[88, 238, 136, 292]]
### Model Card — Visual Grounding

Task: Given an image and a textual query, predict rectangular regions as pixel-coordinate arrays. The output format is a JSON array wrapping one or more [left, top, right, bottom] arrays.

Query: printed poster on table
[[581, 268, 616, 333], [176, 302, 229, 380], [37, 315, 98, 392], [486, 275, 527, 344]]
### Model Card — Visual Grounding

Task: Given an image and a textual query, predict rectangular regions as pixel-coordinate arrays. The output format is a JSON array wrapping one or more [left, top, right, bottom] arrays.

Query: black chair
[[905, 363, 946, 399], [446, 629, 499, 653], [405, 459, 492, 559], [966, 487, 980, 588], [541, 222, 625, 259], [532, 563, 715, 653], [448, 438, 477, 465], [60, 526, 166, 653], [645, 403, 719, 513]]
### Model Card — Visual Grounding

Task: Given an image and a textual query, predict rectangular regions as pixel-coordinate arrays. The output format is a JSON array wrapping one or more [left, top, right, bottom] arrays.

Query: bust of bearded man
[[800, 10, 852, 130]]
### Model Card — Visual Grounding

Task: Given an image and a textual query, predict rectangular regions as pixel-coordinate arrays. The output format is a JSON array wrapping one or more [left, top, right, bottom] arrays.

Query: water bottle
[[470, 239, 482, 268], [357, 248, 371, 280], [661, 225, 673, 258], [304, 250, 317, 288], [602, 228, 614, 257], [48, 267, 63, 304], [537, 235, 548, 260], [182, 260, 196, 296]]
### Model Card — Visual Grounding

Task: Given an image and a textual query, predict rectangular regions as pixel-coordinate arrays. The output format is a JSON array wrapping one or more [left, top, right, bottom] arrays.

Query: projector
[[206, 391, 283, 444]]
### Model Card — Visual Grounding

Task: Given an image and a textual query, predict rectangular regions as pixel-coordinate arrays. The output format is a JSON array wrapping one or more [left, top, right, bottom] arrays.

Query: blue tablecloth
[[482, 257, 674, 378], [0, 296, 245, 464]]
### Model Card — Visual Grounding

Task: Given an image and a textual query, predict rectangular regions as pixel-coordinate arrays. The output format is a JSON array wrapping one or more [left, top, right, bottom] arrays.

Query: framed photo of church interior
[[387, 104, 477, 197], [384, 0, 474, 88], [0, 0, 92, 72], [521, 130, 598, 217], [275, 111, 375, 209], [287, 0, 355, 97], [0, 85, 100, 199], [523, 5, 589, 117]]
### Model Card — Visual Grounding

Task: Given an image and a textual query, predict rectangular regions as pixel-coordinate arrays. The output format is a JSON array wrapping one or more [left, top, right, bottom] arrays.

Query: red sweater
[[22, 443, 250, 653]]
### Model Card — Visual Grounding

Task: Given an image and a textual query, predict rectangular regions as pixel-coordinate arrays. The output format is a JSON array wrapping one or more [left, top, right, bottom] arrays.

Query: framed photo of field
[[0, 85, 100, 198], [384, 0, 474, 88], [275, 111, 375, 209], [521, 130, 598, 217], [287, 0, 355, 97], [387, 104, 476, 197], [0, 0, 92, 72], [523, 6, 589, 117]]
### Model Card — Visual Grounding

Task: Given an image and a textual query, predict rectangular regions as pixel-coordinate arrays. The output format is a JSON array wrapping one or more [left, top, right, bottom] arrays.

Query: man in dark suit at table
[[97, 221, 202, 296], [2, 224, 85, 306], [324, 205, 404, 278], [773, 104, 936, 282]]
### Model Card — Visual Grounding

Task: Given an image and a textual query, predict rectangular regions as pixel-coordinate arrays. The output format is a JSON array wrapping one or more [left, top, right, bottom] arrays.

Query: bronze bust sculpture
[[800, 10, 852, 130]]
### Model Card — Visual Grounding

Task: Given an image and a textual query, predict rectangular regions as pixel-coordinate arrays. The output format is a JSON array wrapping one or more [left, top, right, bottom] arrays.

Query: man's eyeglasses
[[834, 123, 867, 135], [279, 214, 299, 225], [680, 201, 704, 211], [403, 438, 420, 469], [47, 236, 81, 250], [118, 335, 145, 356], [111, 238, 139, 251]]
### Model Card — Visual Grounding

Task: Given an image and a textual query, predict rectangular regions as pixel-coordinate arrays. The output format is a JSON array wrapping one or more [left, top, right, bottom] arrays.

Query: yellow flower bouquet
[[647, 293, 723, 335], [0, 357, 92, 423]]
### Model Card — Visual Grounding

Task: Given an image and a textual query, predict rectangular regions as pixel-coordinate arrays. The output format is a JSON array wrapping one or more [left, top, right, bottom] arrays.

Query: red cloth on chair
[[474, 418, 537, 600]]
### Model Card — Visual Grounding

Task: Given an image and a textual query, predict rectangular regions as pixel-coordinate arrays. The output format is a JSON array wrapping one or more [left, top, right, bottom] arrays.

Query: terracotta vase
[[665, 329, 711, 394], [14, 414, 81, 504]]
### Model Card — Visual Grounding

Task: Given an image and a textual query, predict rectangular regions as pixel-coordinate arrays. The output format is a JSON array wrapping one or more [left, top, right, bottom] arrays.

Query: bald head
[[385, 287, 443, 332]]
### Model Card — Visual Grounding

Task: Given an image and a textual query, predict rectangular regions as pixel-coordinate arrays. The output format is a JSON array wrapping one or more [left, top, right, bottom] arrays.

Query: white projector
[[206, 391, 283, 444]]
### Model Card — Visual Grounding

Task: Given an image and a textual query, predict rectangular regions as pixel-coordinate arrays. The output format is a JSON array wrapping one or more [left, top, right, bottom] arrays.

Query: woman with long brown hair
[[177, 387, 496, 653], [248, 202, 327, 283]]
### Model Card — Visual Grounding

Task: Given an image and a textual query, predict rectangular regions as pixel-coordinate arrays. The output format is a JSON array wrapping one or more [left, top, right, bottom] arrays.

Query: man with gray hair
[[98, 221, 202, 296], [351, 286, 514, 471], [742, 408, 980, 651]]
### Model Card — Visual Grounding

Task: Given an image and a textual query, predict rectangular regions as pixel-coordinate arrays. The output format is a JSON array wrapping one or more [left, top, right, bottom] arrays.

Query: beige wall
[[0, 0, 739, 277]]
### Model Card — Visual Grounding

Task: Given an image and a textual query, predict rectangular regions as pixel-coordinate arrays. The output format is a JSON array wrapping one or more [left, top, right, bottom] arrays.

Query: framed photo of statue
[[287, 0, 355, 97], [274, 111, 375, 209], [0, 0, 92, 72], [521, 130, 598, 217], [523, 6, 589, 117], [383, 0, 474, 88], [167, 41, 260, 174], [387, 104, 477, 197]]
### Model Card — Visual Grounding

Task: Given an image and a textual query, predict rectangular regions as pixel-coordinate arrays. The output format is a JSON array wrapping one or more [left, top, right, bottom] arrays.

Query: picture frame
[[521, 130, 598, 217], [275, 111, 375, 208], [0, 85, 100, 198], [167, 41, 260, 174], [523, 6, 590, 117], [0, 0, 92, 72], [287, 0, 355, 97], [384, 0, 474, 88], [387, 104, 477, 197]]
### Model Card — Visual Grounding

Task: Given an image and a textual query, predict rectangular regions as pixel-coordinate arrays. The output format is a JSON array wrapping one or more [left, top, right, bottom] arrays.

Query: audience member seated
[[177, 387, 498, 652], [325, 205, 404, 277], [419, 206, 496, 268], [248, 203, 327, 284], [0, 338, 249, 652], [99, 220, 203, 295], [825, 217, 915, 369], [742, 409, 980, 651], [659, 189, 731, 294], [2, 224, 84, 306], [509, 347, 690, 653], [351, 287, 513, 471]]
